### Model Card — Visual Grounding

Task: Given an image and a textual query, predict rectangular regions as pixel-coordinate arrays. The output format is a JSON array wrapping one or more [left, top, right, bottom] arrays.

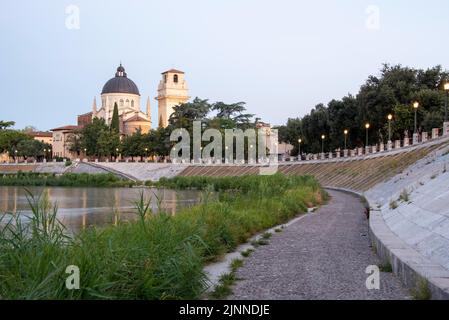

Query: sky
[[1, 0, 448, 130]]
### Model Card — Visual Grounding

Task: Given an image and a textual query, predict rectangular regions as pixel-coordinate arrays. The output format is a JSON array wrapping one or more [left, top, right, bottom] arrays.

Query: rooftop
[[161, 68, 185, 74], [51, 125, 82, 132]]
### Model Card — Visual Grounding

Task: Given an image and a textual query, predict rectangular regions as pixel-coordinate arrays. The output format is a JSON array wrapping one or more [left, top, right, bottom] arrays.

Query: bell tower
[[155, 69, 190, 128]]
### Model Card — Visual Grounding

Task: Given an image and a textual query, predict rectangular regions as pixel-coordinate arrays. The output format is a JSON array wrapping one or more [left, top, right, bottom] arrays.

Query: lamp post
[[343, 129, 348, 150], [413, 101, 419, 133], [387, 114, 393, 142], [43, 148, 47, 161], [297, 138, 302, 159], [365, 123, 370, 147], [321, 134, 325, 154], [116, 148, 119, 161], [444, 83, 449, 122], [145, 147, 148, 159]]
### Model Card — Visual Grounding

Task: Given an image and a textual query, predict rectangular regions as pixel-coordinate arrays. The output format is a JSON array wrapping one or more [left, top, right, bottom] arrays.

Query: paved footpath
[[229, 190, 411, 300]]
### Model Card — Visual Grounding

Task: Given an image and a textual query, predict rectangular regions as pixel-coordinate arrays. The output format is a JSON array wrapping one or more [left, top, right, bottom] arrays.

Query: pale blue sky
[[1, 0, 448, 130]]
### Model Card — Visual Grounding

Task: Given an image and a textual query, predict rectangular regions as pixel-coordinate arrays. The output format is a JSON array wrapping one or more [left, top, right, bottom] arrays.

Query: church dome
[[101, 64, 140, 95]]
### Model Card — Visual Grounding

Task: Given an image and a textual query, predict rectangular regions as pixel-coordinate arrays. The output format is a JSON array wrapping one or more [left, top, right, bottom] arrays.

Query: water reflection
[[0, 186, 202, 234]]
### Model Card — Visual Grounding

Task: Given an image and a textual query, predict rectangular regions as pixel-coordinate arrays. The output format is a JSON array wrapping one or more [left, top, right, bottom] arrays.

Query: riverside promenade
[[229, 190, 410, 300]]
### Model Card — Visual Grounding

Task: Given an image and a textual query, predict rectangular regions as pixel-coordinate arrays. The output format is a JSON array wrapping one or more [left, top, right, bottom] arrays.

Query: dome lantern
[[101, 63, 140, 95]]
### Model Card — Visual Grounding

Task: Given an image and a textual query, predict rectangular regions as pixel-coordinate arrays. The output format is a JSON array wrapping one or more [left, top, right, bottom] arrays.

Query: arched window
[[131, 100, 134, 108], [126, 99, 130, 107], [120, 99, 124, 107], [173, 74, 178, 83]]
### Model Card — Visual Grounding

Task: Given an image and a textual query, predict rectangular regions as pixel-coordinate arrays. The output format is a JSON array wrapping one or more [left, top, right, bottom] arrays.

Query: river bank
[[0, 174, 326, 299]]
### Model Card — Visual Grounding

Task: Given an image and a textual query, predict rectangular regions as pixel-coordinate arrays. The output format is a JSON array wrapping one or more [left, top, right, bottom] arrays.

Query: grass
[[0, 174, 326, 299], [241, 248, 254, 257], [261, 232, 272, 239], [379, 262, 393, 273], [209, 273, 236, 299], [256, 239, 269, 246], [398, 189, 410, 202], [389, 200, 398, 210], [411, 278, 432, 300], [0, 172, 135, 187], [209, 259, 243, 299]]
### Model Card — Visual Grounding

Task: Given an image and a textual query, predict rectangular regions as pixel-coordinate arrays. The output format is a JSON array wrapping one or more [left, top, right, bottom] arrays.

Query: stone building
[[51, 64, 190, 159], [156, 69, 190, 128], [51, 125, 82, 159], [28, 131, 53, 145]]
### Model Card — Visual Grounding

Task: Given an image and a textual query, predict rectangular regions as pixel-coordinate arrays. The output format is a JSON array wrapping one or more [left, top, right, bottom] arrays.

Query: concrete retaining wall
[[366, 144, 449, 299]]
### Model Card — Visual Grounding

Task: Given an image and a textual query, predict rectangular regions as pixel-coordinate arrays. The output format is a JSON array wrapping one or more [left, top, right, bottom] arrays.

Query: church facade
[[51, 64, 189, 159]]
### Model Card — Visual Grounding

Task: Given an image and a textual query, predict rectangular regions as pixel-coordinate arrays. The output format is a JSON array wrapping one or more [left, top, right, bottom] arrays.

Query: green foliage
[[0, 172, 134, 187], [64, 97, 258, 160], [412, 278, 432, 300], [0, 174, 325, 299], [389, 200, 398, 210], [121, 128, 145, 159], [0, 120, 15, 130], [16, 139, 50, 159], [379, 262, 393, 273], [78, 118, 109, 157], [110, 102, 120, 133], [277, 64, 449, 154], [0, 129, 32, 155], [261, 232, 272, 239], [399, 189, 410, 202], [241, 248, 254, 257]]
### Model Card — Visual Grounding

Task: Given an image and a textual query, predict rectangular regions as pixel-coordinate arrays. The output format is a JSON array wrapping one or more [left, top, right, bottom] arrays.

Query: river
[[0, 186, 202, 234]]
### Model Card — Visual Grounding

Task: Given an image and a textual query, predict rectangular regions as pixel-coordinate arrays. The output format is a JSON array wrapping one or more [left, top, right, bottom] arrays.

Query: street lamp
[[413, 101, 419, 133], [343, 129, 348, 150], [298, 138, 302, 158], [365, 123, 370, 147], [444, 82, 449, 122], [387, 114, 393, 142], [321, 134, 325, 154]]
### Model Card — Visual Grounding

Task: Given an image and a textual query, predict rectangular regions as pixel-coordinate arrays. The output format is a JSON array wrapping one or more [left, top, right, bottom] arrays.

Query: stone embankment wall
[[366, 142, 449, 299]]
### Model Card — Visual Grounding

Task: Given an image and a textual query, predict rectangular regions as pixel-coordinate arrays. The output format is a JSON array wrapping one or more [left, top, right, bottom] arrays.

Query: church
[[51, 64, 190, 158]]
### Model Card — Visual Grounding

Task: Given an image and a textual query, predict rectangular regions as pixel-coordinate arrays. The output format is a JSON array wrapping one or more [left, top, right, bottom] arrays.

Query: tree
[[278, 63, 449, 152], [16, 139, 49, 160], [0, 129, 31, 156], [98, 130, 121, 160], [211, 101, 254, 129], [122, 128, 145, 161], [78, 118, 110, 156], [168, 97, 211, 130], [0, 121, 15, 130], [67, 132, 83, 156], [111, 102, 120, 132]]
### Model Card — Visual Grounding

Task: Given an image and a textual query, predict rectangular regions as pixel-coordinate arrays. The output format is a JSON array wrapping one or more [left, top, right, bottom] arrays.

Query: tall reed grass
[[0, 174, 326, 299]]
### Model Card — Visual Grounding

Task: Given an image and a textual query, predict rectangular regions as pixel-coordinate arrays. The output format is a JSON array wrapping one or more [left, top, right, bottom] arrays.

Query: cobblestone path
[[229, 190, 410, 300]]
